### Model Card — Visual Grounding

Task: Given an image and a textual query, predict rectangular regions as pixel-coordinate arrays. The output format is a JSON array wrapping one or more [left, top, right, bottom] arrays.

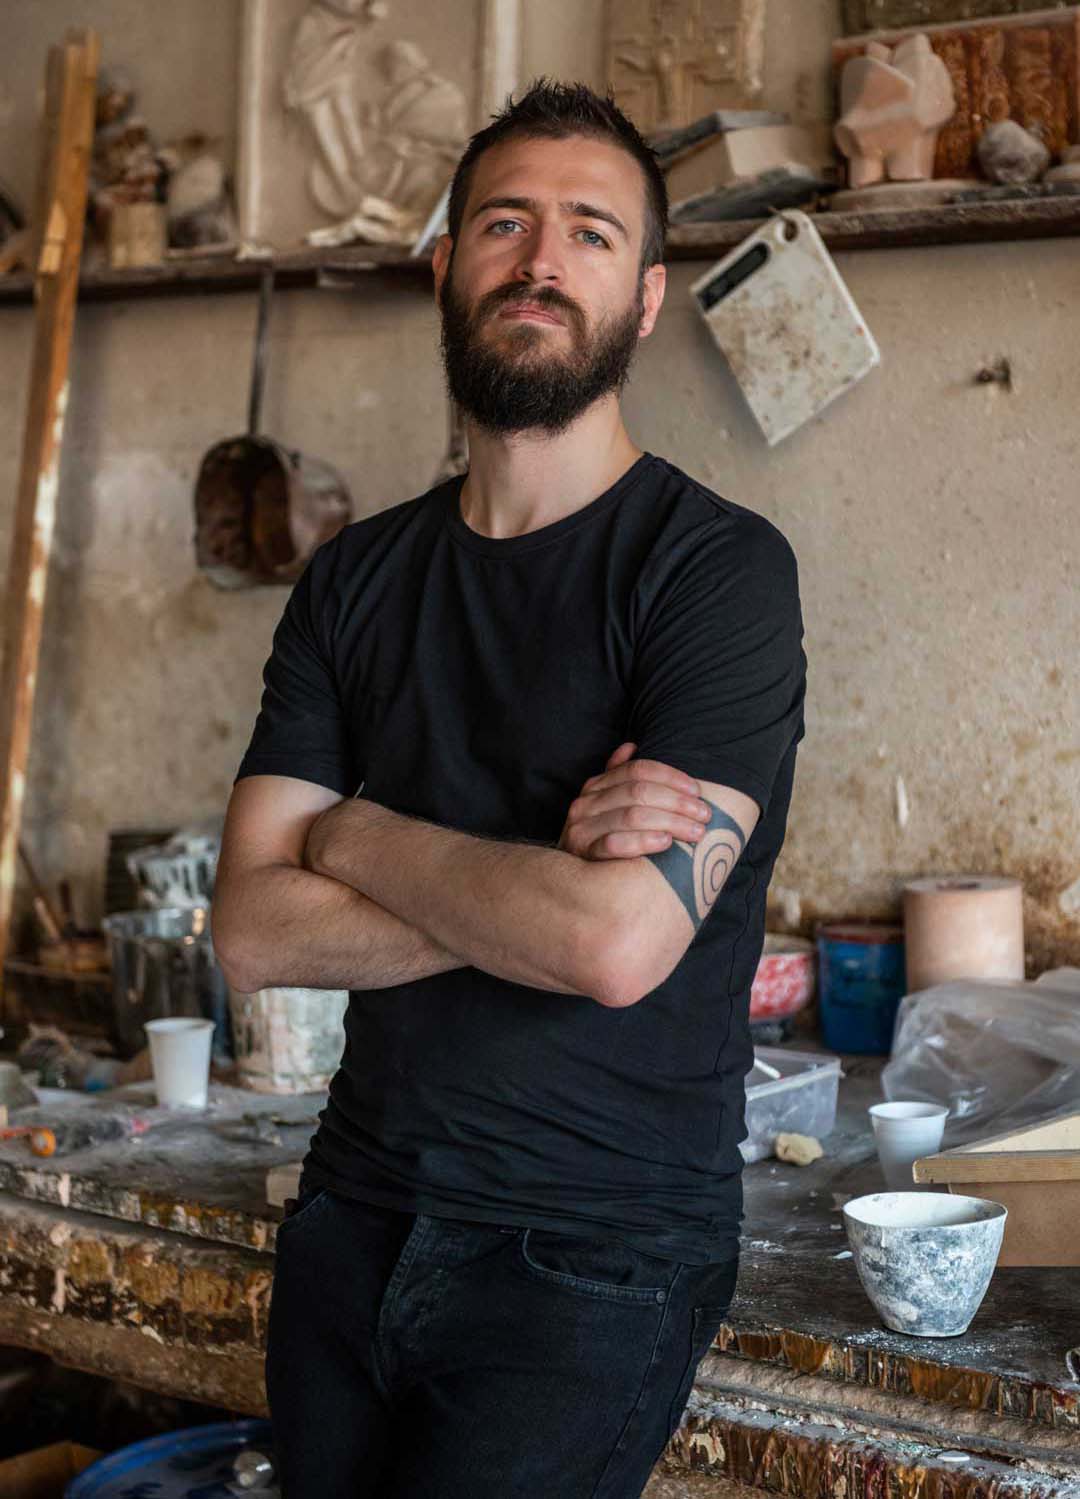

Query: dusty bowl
[[843, 1191, 1006, 1337], [750, 934, 816, 1021]]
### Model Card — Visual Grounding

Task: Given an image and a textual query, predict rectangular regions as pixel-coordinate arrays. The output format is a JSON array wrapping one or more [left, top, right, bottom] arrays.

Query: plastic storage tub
[[740, 1046, 842, 1164]]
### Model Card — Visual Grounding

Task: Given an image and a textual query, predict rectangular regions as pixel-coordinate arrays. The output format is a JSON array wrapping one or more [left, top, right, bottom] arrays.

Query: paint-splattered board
[[0, 1060, 1077, 1431], [725, 1054, 1080, 1432], [0, 1082, 317, 1250]]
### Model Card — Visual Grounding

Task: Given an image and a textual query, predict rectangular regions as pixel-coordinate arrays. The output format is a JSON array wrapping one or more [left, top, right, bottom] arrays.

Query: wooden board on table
[[914, 1107, 1080, 1264]]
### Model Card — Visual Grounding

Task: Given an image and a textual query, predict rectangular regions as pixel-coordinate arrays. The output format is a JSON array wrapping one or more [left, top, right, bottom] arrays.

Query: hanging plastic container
[[817, 922, 906, 1054], [66, 1419, 274, 1497]]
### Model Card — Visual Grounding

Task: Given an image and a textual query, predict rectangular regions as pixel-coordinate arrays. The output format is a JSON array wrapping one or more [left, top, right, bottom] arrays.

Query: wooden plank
[[914, 1149, 1080, 1181], [954, 1107, 1080, 1154], [841, 2, 1078, 35], [669, 1391, 1080, 1499], [0, 31, 99, 968], [1, 192, 1080, 308], [0, 244, 434, 306], [666, 192, 1080, 255], [0, 1197, 268, 1413], [0, 1084, 317, 1249]]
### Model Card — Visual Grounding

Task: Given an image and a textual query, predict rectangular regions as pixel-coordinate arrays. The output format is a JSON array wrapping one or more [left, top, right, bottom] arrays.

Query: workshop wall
[[1, 0, 1078, 968]]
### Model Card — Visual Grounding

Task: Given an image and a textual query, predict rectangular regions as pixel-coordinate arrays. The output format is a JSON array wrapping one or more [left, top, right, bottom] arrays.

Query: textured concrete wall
[[1, 1, 1078, 968]]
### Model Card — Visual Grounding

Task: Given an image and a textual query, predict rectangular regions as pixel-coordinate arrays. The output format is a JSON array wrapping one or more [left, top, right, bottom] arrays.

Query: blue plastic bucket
[[816, 922, 906, 1054], [66, 1419, 274, 1497]]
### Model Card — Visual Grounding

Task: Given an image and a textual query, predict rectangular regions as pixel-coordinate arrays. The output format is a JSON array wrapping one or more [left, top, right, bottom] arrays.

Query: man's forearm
[[212, 861, 465, 994], [305, 800, 621, 1001]]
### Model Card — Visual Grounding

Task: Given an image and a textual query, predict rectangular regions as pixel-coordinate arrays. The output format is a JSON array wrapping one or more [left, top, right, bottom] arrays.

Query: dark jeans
[[267, 1188, 739, 1499]]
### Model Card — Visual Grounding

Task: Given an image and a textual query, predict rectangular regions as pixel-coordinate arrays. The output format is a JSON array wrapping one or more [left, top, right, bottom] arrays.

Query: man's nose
[[512, 221, 565, 284]]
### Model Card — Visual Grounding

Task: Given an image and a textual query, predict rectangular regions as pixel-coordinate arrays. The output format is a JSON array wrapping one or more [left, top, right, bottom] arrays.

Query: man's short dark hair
[[446, 79, 668, 272]]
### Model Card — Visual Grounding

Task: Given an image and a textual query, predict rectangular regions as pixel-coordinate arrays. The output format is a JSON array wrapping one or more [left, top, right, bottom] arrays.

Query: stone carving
[[842, 0, 1074, 37], [832, 10, 1080, 180], [239, 0, 520, 251], [605, 0, 765, 135], [284, 4, 467, 243], [835, 34, 956, 188]]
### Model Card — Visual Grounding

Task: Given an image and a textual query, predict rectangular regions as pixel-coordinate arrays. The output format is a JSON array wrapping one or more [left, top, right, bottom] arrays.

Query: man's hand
[[558, 742, 713, 862]]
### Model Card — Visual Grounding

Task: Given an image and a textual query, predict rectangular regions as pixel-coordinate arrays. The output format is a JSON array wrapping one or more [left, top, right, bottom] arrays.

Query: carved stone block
[[842, 1, 1076, 36], [604, 0, 766, 135], [833, 7, 1080, 179]]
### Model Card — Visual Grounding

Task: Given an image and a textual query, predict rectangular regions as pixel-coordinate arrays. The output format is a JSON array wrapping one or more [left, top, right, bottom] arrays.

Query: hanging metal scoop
[[193, 266, 353, 588]]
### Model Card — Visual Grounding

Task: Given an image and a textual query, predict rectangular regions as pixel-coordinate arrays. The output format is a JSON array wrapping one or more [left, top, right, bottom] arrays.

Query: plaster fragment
[[894, 774, 910, 829], [770, 884, 802, 927], [1059, 875, 1080, 918]]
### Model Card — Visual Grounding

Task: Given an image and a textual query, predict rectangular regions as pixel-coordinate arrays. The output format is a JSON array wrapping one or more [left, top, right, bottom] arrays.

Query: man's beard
[[439, 265, 644, 436]]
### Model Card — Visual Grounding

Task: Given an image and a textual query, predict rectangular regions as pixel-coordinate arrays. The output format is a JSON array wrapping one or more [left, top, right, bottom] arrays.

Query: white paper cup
[[145, 1017, 214, 1109], [869, 1101, 948, 1190]]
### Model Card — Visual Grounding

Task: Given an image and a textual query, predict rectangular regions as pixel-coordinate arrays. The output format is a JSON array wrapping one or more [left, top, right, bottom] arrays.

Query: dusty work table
[[0, 1065, 1077, 1497]]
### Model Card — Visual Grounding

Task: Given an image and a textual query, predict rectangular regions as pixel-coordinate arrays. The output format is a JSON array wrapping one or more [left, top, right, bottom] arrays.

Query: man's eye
[[577, 229, 610, 248], [488, 219, 522, 235]]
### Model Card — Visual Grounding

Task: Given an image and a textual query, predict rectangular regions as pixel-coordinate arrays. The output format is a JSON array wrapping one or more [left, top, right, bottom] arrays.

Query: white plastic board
[[691, 210, 880, 446]]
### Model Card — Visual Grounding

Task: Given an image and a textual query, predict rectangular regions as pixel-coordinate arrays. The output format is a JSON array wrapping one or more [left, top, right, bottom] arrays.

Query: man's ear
[[638, 262, 666, 338], [432, 233, 453, 308]]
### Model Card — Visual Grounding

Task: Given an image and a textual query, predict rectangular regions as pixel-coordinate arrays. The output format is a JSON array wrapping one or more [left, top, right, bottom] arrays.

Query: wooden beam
[[0, 30, 99, 964], [1, 192, 1080, 308]]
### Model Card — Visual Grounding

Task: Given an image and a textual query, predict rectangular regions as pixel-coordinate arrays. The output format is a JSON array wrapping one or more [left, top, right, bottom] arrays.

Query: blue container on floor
[[66, 1420, 274, 1497], [817, 922, 906, 1054]]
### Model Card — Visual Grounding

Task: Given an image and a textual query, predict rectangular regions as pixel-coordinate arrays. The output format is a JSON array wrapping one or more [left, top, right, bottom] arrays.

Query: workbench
[[0, 1060, 1077, 1498]]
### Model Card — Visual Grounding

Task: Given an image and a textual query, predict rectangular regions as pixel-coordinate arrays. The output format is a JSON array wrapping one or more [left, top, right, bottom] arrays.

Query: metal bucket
[[102, 906, 233, 1063]]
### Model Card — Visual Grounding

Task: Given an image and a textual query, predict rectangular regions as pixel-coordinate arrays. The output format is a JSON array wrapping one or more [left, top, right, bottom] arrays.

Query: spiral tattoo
[[646, 804, 746, 930]]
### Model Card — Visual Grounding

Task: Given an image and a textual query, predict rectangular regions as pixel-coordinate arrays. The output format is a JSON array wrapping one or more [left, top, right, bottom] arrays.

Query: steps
[[646, 1351, 1080, 1499]]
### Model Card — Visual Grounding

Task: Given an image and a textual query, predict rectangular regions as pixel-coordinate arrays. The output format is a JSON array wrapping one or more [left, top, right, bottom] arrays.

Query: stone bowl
[[843, 1191, 1007, 1337]]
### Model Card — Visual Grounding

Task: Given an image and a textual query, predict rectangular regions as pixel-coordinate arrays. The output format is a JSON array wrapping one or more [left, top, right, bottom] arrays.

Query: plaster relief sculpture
[[285, 10, 467, 243], [283, 0, 386, 218], [239, 0, 520, 251], [834, 34, 955, 188], [606, 0, 765, 135]]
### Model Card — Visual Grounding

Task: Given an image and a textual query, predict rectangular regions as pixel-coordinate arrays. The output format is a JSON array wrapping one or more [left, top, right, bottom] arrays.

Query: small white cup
[[869, 1100, 949, 1190], [145, 1018, 215, 1109]]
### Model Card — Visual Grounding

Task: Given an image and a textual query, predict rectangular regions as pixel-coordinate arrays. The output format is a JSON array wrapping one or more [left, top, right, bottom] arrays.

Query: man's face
[[433, 134, 665, 436]]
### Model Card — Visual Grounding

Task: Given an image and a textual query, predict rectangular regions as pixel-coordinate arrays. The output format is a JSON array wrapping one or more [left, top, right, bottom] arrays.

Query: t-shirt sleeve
[[626, 515, 806, 816], [234, 540, 356, 797]]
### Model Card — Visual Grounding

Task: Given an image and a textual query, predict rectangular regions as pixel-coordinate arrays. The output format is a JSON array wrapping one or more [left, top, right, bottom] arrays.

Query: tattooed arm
[[303, 764, 759, 1007]]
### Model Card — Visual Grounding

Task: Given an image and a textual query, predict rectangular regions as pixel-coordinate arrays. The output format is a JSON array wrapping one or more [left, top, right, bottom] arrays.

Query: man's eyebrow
[[470, 195, 629, 241], [564, 200, 629, 240]]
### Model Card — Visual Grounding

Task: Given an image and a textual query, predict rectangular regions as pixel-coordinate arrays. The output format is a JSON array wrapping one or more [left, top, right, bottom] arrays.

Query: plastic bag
[[881, 970, 1080, 1146]]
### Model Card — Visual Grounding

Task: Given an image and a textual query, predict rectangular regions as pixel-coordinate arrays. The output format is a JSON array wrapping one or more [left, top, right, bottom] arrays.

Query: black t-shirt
[[235, 453, 806, 1264]]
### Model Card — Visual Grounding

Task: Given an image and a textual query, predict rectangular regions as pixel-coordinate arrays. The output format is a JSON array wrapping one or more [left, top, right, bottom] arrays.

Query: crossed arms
[[212, 742, 759, 1009]]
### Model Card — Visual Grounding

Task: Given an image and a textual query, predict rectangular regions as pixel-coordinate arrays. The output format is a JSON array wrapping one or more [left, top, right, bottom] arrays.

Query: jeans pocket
[[518, 1228, 680, 1304], [665, 1263, 739, 1441], [275, 1186, 331, 1242]]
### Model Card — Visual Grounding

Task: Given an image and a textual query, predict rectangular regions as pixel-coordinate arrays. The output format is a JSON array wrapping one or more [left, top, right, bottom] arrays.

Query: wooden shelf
[[0, 242, 434, 306], [1, 195, 1078, 305], [667, 192, 1080, 255]]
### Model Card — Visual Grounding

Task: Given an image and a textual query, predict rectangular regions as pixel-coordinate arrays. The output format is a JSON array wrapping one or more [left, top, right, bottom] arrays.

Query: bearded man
[[214, 79, 806, 1499]]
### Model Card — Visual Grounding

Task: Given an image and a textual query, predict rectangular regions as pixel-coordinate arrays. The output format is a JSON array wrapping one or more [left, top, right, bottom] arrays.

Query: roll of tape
[[902, 875, 1024, 993]]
